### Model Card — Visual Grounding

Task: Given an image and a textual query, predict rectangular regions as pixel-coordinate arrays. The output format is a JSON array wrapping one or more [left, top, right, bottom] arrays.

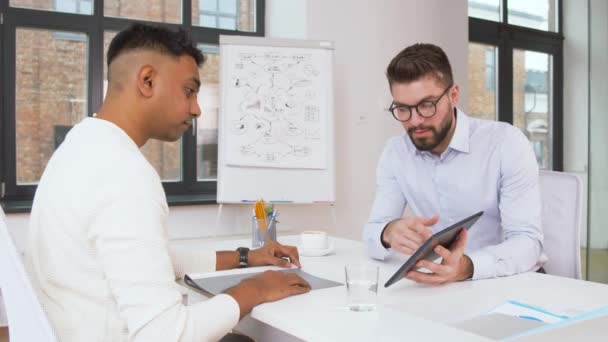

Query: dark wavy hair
[[386, 43, 453, 88]]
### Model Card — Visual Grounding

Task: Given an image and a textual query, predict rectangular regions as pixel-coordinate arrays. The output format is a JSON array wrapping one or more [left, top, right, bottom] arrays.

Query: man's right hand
[[381, 216, 439, 255], [224, 270, 311, 319]]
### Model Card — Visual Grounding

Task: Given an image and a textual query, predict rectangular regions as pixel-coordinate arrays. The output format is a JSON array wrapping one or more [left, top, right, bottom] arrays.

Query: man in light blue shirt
[[364, 43, 544, 284]]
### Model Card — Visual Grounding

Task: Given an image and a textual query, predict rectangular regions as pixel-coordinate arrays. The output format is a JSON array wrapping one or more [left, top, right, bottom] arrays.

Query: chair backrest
[[539, 170, 584, 279], [0, 207, 58, 342]]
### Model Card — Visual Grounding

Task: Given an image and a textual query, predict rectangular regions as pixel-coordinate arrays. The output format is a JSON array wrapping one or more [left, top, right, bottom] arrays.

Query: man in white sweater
[[26, 24, 310, 342]]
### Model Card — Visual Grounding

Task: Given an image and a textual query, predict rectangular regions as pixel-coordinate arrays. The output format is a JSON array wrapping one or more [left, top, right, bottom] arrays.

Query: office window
[[468, 0, 562, 170], [508, 0, 558, 32], [193, 0, 257, 32], [0, 1, 266, 210], [468, 43, 498, 121], [104, 0, 182, 23], [513, 49, 553, 169], [15, 28, 89, 185], [56, 0, 93, 14], [10, 0, 93, 14], [468, 0, 501, 22], [196, 45, 220, 180], [485, 47, 496, 91], [53, 0, 93, 41], [468, 0, 558, 32]]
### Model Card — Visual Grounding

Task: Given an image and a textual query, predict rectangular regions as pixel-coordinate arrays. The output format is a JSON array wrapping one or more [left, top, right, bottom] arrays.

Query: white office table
[[173, 235, 608, 341]]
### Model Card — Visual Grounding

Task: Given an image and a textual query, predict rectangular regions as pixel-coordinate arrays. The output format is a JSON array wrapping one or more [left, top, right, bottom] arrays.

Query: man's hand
[[405, 229, 474, 285], [382, 216, 438, 255], [216, 241, 302, 270], [249, 241, 302, 268], [224, 270, 311, 319]]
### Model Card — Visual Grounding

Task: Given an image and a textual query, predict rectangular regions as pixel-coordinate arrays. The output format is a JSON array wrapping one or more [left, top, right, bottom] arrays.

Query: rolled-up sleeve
[[363, 140, 408, 260], [467, 128, 543, 280], [89, 193, 239, 342]]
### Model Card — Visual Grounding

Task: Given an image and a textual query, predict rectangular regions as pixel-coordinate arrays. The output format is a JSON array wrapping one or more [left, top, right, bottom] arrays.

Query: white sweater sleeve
[[170, 247, 217, 280], [89, 193, 239, 342]]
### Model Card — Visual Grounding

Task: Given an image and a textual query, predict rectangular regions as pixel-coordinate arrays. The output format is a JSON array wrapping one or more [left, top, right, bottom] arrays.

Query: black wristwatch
[[236, 247, 249, 268]]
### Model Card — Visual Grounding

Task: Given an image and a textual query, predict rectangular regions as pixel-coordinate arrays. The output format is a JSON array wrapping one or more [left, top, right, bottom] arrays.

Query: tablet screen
[[384, 211, 484, 288]]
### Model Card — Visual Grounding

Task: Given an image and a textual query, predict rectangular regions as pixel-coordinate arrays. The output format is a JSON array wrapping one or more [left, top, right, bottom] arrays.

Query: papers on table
[[451, 300, 608, 340]]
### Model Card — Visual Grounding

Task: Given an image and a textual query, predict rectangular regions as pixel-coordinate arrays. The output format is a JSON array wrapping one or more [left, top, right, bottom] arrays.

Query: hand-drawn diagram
[[222, 45, 328, 169]]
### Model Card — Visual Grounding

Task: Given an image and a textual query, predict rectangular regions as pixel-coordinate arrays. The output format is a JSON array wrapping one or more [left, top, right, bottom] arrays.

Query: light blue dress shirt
[[363, 110, 545, 280]]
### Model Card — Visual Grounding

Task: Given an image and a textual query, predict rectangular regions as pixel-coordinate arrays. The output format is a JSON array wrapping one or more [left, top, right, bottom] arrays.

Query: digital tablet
[[384, 211, 483, 288]]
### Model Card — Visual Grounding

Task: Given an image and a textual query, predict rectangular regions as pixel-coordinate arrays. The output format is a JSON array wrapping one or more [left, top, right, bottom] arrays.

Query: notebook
[[185, 269, 343, 295]]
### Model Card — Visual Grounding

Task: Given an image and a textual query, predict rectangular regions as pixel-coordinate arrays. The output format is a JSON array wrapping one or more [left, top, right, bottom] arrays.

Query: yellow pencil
[[254, 199, 268, 243]]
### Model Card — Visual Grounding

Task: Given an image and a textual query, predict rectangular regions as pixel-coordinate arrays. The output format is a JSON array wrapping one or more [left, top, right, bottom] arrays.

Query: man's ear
[[449, 84, 460, 107], [136, 65, 156, 98]]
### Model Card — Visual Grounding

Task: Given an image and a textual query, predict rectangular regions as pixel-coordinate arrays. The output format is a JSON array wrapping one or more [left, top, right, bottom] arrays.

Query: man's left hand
[[248, 241, 302, 269], [405, 229, 473, 285]]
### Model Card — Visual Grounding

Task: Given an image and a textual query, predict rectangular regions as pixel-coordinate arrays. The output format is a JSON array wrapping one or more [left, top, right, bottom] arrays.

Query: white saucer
[[298, 242, 335, 257]]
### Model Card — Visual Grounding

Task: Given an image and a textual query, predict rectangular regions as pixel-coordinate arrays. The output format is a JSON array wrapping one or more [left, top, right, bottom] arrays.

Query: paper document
[[451, 313, 546, 340], [185, 269, 342, 295], [489, 300, 569, 324], [450, 301, 569, 340]]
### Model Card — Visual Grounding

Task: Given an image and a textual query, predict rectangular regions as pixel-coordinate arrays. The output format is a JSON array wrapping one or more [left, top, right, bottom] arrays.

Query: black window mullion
[[256, 0, 265, 36], [89, 0, 104, 118], [7, 7, 95, 30], [1, 13, 38, 202], [2, 15, 18, 200], [0, 0, 8, 200], [0, 0, 6, 201], [469, 18, 502, 45], [103, 16, 184, 32], [181, 129, 197, 193], [552, 44, 563, 171], [183, 0, 192, 27], [179, 0, 195, 196], [497, 27, 513, 124]]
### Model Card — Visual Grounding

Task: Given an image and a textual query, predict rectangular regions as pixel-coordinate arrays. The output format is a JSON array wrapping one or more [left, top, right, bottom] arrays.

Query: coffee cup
[[300, 231, 329, 249]]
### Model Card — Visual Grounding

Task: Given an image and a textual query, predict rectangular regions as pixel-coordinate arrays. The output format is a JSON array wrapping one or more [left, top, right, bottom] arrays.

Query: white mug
[[300, 231, 329, 249]]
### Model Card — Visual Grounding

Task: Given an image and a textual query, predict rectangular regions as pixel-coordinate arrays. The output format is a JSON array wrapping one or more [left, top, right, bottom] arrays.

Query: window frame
[[0, 0, 266, 212], [198, 0, 239, 30], [54, 0, 93, 15], [469, 0, 564, 171]]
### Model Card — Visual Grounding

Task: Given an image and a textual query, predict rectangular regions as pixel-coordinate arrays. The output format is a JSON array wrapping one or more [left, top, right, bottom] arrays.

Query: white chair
[[0, 207, 58, 342], [539, 170, 584, 279]]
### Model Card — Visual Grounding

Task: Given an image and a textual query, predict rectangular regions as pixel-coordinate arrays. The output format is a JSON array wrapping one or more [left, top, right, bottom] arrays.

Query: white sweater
[[26, 117, 239, 342]]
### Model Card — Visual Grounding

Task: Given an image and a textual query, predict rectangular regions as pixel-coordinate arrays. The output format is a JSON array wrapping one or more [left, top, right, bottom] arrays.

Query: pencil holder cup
[[251, 216, 277, 249]]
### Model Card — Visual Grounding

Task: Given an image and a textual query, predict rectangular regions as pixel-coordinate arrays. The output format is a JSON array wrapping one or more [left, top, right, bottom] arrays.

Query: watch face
[[238, 247, 249, 268]]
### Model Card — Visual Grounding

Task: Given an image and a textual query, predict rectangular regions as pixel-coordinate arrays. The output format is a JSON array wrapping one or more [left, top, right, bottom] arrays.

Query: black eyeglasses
[[388, 85, 453, 122]]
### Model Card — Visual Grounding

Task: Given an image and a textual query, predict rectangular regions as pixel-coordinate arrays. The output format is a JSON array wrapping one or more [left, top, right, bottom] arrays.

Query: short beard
[[407, 109, 454, 151]]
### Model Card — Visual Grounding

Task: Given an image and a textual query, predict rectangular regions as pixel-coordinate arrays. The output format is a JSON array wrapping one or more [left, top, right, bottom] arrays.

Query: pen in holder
[[252, 211, 277, 249]]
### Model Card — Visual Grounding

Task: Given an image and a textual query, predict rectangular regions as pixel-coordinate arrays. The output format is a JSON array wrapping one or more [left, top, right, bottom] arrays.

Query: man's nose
[[408, 109, 426, 127]]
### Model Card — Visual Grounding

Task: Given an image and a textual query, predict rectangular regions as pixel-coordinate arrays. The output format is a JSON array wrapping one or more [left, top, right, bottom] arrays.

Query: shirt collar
[[403, 108, 471, 156], [448, 108, 470, 154]]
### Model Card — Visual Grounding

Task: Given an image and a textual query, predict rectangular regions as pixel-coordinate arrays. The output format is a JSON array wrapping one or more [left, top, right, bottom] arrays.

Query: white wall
[[304, 0, 468, 240], [563, 0, 589, 246], [588, 0, 608, 249]]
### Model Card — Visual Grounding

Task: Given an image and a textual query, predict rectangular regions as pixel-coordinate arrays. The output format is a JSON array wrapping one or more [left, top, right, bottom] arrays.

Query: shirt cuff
[[364, 222, 392, 260], [189, 293, 240, 340], [466, 249, 496, 280]]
